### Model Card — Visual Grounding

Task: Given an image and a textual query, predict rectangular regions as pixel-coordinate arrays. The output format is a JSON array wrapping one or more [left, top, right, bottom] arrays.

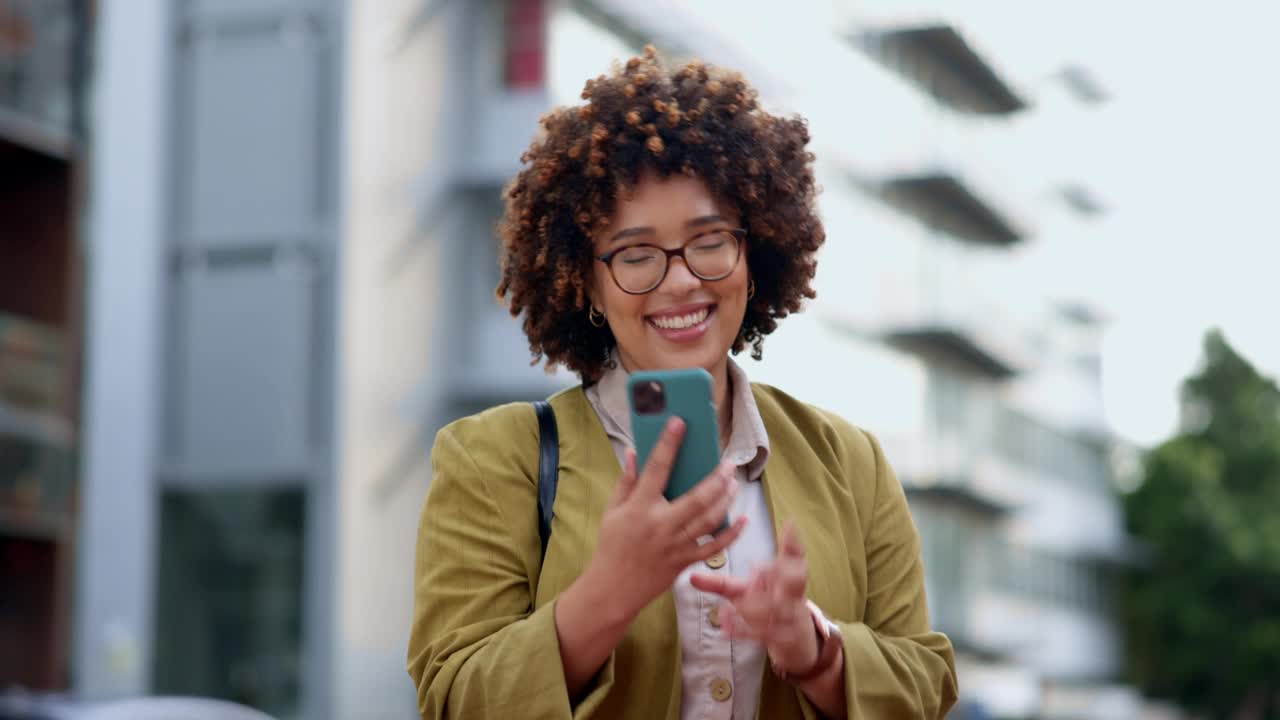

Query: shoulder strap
[[531, 400, 559, 560]]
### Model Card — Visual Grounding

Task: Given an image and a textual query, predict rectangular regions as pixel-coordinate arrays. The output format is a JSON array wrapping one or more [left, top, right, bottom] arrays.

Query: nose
[[659, 255, 702, 295]]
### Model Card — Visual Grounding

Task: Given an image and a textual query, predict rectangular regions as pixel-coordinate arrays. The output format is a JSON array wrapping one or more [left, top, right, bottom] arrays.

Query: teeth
[[652, 308, 709, 330]]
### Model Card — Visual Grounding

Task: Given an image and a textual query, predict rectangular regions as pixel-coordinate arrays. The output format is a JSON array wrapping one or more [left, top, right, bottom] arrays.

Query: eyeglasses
[[594, 228, 746, 295]]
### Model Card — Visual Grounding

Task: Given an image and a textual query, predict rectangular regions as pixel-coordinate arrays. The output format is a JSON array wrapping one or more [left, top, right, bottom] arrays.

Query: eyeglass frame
[[593, 227, 747, 295]]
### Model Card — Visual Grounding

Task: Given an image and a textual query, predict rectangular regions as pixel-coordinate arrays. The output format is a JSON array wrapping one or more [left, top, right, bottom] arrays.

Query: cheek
[[592, 271, 642, 320], [588, 266, 607, 305], [727, 265, 750, 303], [611, 294, 648, 324]]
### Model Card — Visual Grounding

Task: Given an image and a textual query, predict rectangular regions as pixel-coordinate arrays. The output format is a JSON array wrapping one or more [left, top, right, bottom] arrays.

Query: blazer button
[[710, 677, 733, 702], [705, 551, 727, 569], [708, 606, 721, 628]]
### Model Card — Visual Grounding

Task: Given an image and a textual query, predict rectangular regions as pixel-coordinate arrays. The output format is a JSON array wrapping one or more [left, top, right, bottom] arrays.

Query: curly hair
[[496, 46, 825, 384]]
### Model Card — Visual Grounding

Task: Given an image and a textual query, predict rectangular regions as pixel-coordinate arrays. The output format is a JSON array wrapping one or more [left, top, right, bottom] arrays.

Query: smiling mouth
[[647, 305, 714, 330]]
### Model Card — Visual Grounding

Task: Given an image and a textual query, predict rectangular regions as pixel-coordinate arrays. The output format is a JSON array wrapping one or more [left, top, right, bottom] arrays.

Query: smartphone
[[628, 368, 728, 530]]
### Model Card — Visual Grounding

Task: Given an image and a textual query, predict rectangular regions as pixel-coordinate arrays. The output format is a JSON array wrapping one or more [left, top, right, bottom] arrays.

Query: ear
[[586, 258, 609, 312]]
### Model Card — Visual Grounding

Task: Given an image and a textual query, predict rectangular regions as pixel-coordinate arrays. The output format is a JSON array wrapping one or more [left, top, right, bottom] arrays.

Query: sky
[[945, 0, 1280, 446], [553, 0, 1280, 447]]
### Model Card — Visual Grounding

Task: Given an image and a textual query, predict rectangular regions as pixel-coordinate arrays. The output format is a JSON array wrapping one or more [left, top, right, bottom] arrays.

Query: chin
[[645, 342, 731, 373]]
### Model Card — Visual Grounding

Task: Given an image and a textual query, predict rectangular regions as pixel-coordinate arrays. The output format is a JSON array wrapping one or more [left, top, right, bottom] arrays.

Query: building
[[69, 0, 569, 717], [0, 1, 1151, 718], [529, 2, 1144, 718], [0, 0, 90, 694]]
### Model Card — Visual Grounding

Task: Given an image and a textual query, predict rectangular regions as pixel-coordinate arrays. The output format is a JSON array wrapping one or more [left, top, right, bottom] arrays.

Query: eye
[[616, 246, 661, 265], [691, 232, 730, 251]]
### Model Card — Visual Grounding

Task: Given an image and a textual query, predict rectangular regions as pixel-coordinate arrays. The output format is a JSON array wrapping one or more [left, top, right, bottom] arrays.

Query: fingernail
[[667, 417, 684, 433]]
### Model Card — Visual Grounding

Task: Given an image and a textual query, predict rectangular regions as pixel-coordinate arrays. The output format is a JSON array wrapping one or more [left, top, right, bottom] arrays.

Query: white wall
[[74, 0, 172, 700], [333, 1, 449, 717]]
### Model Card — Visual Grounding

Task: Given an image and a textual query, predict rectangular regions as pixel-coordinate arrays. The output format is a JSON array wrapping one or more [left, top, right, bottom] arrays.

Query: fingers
[[636, 417, 684, 498], [689, 572, 751, 600], [666, 462, 727, 527], [673, 462, 736, 537], [688, 526, 813, 654], [776, 521, 808, 601], [609, 449, 639, 507], [776, 556, 808, 601], [678, 514, 747, 566], [719, 603, 762, 641], [780, 521, 805, 559]]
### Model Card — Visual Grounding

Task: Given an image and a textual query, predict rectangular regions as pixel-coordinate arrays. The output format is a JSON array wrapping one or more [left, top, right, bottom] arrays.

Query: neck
[[711, 357, 732, 450], [613, 352, 734, 448]]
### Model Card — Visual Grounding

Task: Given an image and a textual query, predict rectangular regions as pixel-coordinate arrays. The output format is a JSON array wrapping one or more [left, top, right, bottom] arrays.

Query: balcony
[[0, 313, 71, 451], [853, 23, 1027, 116], [0, 312, 74, 543], [874, 171, 1027, 247], [830, 312, 1028, 380], [0, 0, 82, 159], [884, 432, 1020, 520], [885, 325, 1020, 378], [826, 264, 1034, 379]]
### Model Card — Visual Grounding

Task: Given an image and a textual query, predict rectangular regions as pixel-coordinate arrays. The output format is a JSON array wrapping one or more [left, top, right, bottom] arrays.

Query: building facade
[[24, 1, 1153, 719]]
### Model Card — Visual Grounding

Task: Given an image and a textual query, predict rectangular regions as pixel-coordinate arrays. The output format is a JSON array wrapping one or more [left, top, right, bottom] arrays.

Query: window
[[153, 487, 305, 718], [992, 540, 1109, 613], [915, 507, 972, 637], [930, 370, 968, 435], [994, 404, 1111, 489]]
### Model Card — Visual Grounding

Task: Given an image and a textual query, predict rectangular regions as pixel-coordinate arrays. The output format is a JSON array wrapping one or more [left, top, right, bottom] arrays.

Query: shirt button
[[705, 551, 727, 569], [710, 677, 733, 702], [708, 606, 721, 628]]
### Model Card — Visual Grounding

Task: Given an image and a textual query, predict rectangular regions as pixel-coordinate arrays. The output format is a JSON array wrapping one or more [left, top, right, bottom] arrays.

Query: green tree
[[1123, 329, 1280, 718]]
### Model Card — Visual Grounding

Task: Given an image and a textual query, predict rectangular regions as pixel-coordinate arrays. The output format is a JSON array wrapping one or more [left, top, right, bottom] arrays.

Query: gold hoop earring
[[747, 278, 756, 299], [589, 305, 607, 327]]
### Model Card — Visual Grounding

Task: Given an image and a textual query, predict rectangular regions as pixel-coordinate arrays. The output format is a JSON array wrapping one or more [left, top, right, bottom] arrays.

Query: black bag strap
[[531, 400, 559, 560]]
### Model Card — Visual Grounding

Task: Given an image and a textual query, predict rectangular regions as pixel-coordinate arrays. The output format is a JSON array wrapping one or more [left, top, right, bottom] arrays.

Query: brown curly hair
[[496, 46, 825, 384]]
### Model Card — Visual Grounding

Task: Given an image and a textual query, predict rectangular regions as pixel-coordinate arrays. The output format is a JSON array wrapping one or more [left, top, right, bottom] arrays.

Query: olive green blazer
[[408, 384, 957, 719]]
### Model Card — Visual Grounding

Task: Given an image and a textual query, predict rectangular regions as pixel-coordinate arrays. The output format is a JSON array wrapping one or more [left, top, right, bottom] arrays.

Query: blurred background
[[1, 0, 1278, 718]]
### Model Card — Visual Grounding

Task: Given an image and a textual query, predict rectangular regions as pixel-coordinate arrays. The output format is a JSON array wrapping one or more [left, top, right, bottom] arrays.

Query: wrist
[[573, 558, 638, 632], [796, 640, 844, 693], [773, 601, 842, 684]]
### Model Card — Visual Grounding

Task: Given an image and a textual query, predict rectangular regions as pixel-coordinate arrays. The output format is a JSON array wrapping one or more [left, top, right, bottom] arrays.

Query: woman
[[407, 47, 957, 719]]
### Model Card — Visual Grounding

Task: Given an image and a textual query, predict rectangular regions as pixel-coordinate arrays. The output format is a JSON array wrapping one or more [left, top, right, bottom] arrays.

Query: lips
[[650, 306, 710, 330], [646, 303, 716, 343]]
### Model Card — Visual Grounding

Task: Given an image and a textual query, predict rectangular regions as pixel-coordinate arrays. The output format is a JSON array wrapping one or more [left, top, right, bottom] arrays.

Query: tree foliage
[[1123, 329, 1280, 717]]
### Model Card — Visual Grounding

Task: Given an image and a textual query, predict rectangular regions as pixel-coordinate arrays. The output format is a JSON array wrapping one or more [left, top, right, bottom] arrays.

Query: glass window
[[153, 487, 305, 719]]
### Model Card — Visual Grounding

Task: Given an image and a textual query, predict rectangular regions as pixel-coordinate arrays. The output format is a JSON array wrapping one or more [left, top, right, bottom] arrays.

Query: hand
[[689, 521, 819, 676], [586, 417, 750, 623]]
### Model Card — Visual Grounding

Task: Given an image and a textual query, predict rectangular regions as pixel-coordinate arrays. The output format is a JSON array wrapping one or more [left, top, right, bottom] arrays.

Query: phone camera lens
[[632, 380, 666, 414]]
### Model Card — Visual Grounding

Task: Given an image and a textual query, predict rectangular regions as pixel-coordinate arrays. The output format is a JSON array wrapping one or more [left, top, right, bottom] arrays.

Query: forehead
[[609, 172, 729, 231]]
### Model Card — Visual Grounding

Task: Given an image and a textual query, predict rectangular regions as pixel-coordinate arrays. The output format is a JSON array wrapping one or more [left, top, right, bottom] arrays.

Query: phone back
[[628, 368, 721, 502]]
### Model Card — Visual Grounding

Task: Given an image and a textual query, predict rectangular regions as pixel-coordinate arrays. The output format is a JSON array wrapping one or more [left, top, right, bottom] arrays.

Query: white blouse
[[584, 357, 775, 720]]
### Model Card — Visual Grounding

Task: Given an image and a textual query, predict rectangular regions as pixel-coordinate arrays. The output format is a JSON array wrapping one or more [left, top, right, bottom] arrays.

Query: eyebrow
[[606, 214, 728, 245]]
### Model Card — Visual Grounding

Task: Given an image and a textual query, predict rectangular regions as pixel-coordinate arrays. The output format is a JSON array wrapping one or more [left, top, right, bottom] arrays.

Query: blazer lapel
[[545, 387, 683, 710], [751, 385, 855, 617]]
